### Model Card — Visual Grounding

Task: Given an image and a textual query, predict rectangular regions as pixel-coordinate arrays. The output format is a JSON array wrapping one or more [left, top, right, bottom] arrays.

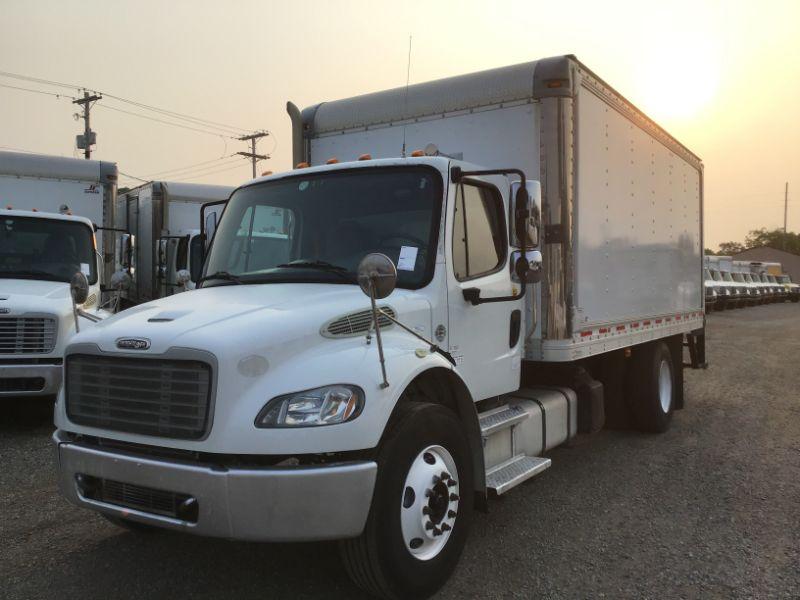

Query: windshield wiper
[[275, 260, 355, 283], [196, 271, 243, 286], [0, 269, 66, 282]]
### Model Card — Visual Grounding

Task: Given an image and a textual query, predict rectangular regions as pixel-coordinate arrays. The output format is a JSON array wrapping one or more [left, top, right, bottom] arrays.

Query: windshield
[[722, 272, 733, 282], [777, 275, 789, 283], [0, 216, 96, 284], [204, 167, 443, 288]]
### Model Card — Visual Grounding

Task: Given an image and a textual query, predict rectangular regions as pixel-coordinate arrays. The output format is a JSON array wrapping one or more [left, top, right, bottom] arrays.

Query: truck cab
[[776, 274, 800, 302], [0, 209, 110, 397]]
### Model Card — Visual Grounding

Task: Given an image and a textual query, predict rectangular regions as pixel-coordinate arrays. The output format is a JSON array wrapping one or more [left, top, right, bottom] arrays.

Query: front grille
[[79, 475, 197, 522], [0, 377, 45, 392], [324, 306, 396, 337], [0, 317, 57, 354], [66, 354, 212, 439]]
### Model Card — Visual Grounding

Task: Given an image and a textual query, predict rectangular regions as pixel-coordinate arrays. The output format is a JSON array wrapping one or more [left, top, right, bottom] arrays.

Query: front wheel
[[340, 402, 473, 599]]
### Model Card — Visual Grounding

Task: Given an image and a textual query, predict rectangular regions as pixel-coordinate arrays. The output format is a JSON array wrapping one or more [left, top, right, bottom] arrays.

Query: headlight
[[255, 384, 364, 428]]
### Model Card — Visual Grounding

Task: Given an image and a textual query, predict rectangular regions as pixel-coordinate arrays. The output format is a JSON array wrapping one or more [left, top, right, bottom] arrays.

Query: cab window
[[452, 182, 506, 281]]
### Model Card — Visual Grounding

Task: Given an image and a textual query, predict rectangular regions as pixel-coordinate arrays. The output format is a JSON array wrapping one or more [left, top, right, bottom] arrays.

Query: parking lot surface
[[2, 303, 799, 599]]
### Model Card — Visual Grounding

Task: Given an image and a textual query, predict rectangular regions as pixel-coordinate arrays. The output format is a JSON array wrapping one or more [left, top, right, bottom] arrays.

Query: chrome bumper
[[53, 431, 377, 542], [0, 363, 61, 396]]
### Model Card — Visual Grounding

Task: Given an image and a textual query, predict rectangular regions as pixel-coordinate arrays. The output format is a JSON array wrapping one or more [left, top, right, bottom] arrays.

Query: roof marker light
[[261, 170, 273, 177], [410, 150, 425, 157], [357, 154, 372, 161], [295, 162, 309, 169], [6, 205, 12, 210], [326, 157, 339, 164], [32, 208, 38, 212]]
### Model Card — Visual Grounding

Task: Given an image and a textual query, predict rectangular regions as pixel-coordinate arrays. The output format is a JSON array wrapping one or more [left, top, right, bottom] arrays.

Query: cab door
[[445, 176, 523, 401]]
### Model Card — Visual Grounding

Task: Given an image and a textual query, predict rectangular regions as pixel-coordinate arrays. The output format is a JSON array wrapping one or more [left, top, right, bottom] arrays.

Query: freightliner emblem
[[116, 338, 151, 350]]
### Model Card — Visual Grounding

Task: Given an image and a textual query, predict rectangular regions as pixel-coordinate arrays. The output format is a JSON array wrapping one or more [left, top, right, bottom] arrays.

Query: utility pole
[[784, 182, 789, 235], [237, 131, 269, 178], [73, 90, 102, 159]]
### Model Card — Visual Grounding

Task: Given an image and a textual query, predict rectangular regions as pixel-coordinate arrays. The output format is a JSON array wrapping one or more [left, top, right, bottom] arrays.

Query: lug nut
[[432, 527, 442, 537], [449, 493, 459, 501], [440, 471, 450, 481], [447, 479, 457, 487], [448, 510, 457, 518], [422, 506, 432, 516], [441, 523, 452, 531], [425, 521, 434, 531]]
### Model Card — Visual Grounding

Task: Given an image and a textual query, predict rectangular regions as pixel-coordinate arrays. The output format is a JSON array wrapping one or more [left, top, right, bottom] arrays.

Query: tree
[[704, 248, 716, 256], [744, 228, 800, 254], [717, 241, 745, 255]]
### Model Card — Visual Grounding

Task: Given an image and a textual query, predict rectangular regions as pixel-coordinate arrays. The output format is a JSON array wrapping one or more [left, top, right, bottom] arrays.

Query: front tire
[[627, 341, 675, 433], [340, 401, 473, 599]]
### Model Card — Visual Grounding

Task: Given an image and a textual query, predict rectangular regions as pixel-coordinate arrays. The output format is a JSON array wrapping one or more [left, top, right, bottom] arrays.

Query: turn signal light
[[357, 154, 372, 161], [326, 157, 339, 164], [295, 162, 309, 169], [410, 149, 425, 157]]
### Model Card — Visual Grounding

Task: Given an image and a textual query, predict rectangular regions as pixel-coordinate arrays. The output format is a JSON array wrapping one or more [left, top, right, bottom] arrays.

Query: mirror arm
[[377, 309, 456, 366]]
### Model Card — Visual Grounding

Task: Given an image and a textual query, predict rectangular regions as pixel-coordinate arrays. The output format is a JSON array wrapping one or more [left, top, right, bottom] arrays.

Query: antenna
[[401, 35, 412, 158]]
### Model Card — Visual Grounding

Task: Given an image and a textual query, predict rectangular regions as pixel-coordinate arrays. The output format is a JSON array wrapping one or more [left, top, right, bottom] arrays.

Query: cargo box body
[[291, 55, 703, 362]]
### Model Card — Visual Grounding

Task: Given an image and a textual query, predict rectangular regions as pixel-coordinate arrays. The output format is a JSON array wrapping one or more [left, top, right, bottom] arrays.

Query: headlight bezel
[[255, 384, 365, 429]]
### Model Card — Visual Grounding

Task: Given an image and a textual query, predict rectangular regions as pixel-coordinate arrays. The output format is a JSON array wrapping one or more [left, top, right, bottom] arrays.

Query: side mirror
[[512, 250, 543, 285], [204, 211, 218, 251], [70, 272, 90, 305], [110, 269, 132, 291], [357, 253, 397, 299], [119, 233, 134, 270], [511, 180, 542, 249], [189, 234, 205, 282], [157, 238, 168, 276], [176, 269, 192, 287]]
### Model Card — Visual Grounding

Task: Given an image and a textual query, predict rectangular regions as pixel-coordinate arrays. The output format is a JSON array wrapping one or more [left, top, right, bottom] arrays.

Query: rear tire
[[626, 341, 675, 433], [339, 401, 473, 600]]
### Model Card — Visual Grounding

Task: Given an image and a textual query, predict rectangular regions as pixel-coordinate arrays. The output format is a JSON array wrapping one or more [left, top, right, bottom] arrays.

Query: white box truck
[[0, 152, 116, 398], [114, 181, 232, 308], [53, 55, 705, 598]]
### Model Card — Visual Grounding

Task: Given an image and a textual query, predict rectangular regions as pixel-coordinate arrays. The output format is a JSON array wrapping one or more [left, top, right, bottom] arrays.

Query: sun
[[635, 42, 720, 123]]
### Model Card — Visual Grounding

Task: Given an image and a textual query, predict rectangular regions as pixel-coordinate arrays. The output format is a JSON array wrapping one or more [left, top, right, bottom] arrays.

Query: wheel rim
[[658, 358, 672, 413], [400, 444, 460, 561]]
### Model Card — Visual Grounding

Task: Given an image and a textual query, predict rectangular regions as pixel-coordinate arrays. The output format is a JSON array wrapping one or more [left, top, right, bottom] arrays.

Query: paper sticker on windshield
[[397, 246, 418, 271], [80, 263, 90, 275]]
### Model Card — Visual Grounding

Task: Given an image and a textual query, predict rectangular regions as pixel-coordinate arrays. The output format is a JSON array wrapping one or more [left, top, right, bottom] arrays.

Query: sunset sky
[[1, 0, 798, 249]]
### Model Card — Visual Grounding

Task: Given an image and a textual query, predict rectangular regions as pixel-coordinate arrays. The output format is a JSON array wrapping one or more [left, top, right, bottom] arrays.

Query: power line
[[0, 69, 250, 134], [118, 170, 150, 183], [149, 156, 243, 180], [143, 154, 237, 178], [172, 161, 249, 182], [0, 81, 76, 100], [94, 103, 237, 138]]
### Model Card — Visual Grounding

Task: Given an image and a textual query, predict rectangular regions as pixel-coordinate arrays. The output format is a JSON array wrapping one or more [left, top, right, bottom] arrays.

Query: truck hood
[[0, 278, 73, 315], [75, 283, 433, 357]]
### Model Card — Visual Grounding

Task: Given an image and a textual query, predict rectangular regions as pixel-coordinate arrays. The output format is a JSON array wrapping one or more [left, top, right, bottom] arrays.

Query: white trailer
[[54, 55, 705, 598], [114, 181, 232, 306]]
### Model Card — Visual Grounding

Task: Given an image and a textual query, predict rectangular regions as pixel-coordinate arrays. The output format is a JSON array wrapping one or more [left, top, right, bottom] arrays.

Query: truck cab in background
[[0, 209, 111, 397], [114, 181, 231, 308]]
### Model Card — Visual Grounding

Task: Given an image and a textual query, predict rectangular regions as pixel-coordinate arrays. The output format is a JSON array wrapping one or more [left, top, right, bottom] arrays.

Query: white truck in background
[[54, 55, 706, 598], [0, 151, 117, 397], [114, 181, 232, 308]]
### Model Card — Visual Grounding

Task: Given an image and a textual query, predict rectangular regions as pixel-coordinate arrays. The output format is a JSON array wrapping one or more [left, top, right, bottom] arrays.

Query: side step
[[478, 404, 528, 436], [486, 455, 551, 495]]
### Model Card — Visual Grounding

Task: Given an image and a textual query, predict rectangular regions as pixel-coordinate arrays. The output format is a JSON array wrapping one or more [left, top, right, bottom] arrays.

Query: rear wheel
[[339, 401, 473, 599], [627, 341, 675, 433]]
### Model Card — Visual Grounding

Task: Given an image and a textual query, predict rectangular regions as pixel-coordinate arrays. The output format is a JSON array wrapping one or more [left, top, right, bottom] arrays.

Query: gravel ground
[[1, 303, 799, 599]]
